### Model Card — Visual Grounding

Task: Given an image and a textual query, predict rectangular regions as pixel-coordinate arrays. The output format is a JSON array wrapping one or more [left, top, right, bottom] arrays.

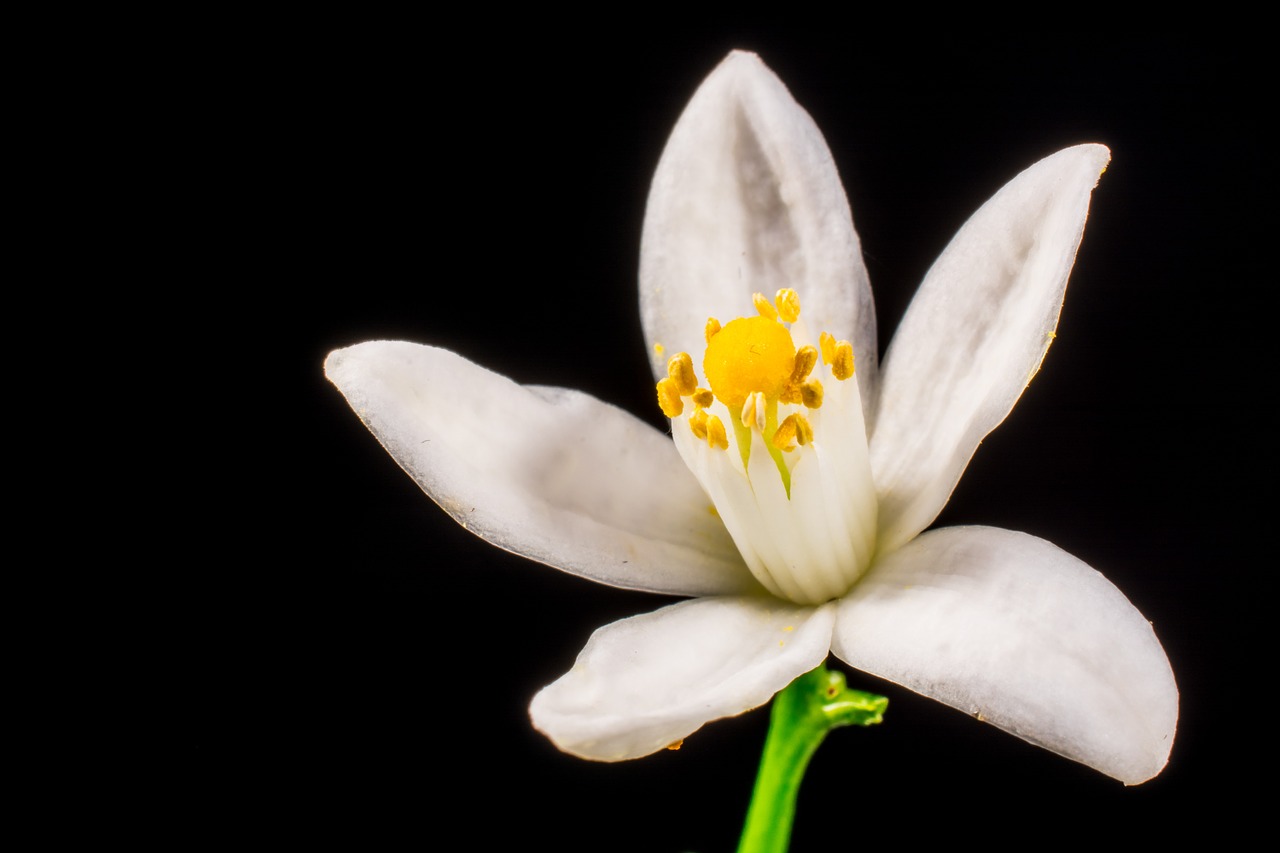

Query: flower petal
[[830, 525, 1177, 785], [325, 341, 758, 596], [639, 50, 877, 408], [869, 144, 1111, 552], [531, 596, 835, 760]]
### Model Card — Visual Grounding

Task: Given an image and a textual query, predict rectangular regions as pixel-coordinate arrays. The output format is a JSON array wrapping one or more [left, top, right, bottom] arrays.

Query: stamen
[[831, 340, 855, 380], [775, 288, 801, 323], [772, 413, 813, 452], [800, 379, 824, 409], [688, 408, 709, 440], [740, 392, 765, 430], [819, 331, 837, 366], [772, 418, 797, 452], [705, 317, 721, 343], [692, 388, 714, 408], [705, 414, 728, 450], [778, 345, 818, 405], [753, 292, 779, 321], [656, 377, 684, 418], [791, 413, 814, 446], [667, 352, 697, 395], [790, 345, 817, 383]]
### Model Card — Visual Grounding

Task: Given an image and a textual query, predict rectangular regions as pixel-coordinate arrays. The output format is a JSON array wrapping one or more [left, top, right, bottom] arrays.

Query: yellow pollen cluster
[[773, 412, 813, 451], [657, 350, 728, 449], [688, 407, 729, 449], [819, 331, 855, 380], [655, 288, 857, 465]]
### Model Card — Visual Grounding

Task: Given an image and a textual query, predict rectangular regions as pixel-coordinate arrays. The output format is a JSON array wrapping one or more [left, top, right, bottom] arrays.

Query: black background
[[195, 29, 1263, 849]]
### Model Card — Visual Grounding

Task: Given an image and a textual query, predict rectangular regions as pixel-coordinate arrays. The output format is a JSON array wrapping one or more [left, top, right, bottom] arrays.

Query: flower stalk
[[738, 665, 887, 853]]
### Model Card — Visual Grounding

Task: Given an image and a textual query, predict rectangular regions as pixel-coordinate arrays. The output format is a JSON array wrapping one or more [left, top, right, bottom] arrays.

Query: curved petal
[[325, 341, 759, 597], [531, 596, 835, 760], [869, 144, 1111, 552], [830, 526, 1177, 785], [639, 50, 877, 409]]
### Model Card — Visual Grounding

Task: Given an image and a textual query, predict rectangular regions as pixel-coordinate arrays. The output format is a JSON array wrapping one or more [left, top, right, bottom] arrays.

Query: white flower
[[325, 51, 1177, 785]]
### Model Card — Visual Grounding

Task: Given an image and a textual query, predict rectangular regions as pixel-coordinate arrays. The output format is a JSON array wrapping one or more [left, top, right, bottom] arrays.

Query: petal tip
[[704, 48, 789, 96], [719, 48, 765, 70], [1056, 142, 1113, 185], [1082, 142, 1111, 178], [322, 346, 348, 380]]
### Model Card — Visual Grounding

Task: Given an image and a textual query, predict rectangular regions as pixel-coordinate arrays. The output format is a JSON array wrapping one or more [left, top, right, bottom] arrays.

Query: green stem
[[736, 664, 888, 853]]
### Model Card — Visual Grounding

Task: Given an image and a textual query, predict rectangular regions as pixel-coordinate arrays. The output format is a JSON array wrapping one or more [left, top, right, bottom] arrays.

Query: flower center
[[703, 315, 795, 413], [653, 289, 877, 605]]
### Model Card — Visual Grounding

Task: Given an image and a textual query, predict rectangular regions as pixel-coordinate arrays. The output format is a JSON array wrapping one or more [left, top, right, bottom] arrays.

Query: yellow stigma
[[702, 315, 797, 412]]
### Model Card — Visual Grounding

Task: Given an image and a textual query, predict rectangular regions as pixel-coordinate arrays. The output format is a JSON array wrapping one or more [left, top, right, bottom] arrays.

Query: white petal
[[325, 341, 759, 596], [639, 50, 877, 409], [830, 526, 1177, 785], [531, 596, 835, 760], [870, 144, 1111, 552]]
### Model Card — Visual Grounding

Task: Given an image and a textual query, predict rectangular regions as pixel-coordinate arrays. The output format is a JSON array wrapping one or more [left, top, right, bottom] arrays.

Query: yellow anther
[[800, 379, 824, 409], [772, 419, 796, 451], [791, 345, 817, 383], [819, 331, 837, 365], [778, 346, 818, 405], [703, 315, 797, 412], [775, 288, 801, 323], [705, 414, 728, 450], [752, 292, 779, 321], [772, 413, 813, 452], [688, 408, 709, 440], [654, 342, 665, 358], [831, 340, 855, 380], [656, 377, 684, 418], [692, 388, 714, 408], [705, 317, 721, 343], [667, 352, 697, 395], [740, 391, 765, 430], [792, 414, 813, 445]]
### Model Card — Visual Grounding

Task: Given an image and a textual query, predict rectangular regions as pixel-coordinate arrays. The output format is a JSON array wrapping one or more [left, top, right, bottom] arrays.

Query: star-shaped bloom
[[326, 51, 1177, 785]]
